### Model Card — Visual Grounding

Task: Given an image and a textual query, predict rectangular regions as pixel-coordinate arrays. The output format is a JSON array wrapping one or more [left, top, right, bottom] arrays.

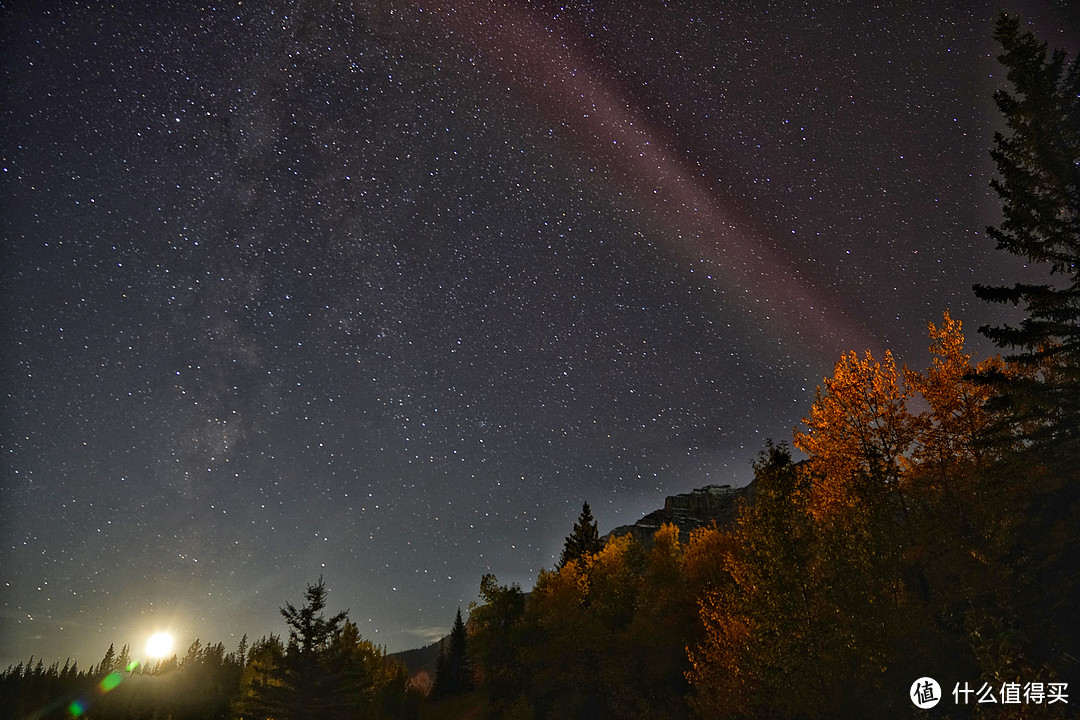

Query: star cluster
[[2, 0, 1076, 667]]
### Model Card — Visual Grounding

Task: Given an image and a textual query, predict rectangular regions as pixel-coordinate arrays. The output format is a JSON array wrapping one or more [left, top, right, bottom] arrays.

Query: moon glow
[[146, 632, 174, 659]]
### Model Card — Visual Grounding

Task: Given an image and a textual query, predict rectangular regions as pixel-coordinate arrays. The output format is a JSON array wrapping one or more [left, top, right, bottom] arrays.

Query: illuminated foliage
[[794, 348, 917, 522], [906, 311, 1003, 484], [234, 634, 287, 719], [689, 444, 836, 719]]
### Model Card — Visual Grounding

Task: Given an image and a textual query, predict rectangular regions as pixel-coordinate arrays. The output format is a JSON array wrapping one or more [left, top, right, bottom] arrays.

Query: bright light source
[[146, 632, 174, 659]]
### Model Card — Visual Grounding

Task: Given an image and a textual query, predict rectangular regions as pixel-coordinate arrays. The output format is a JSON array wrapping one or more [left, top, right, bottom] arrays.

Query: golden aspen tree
[[906, 311, 1003, 489], [794, 348, 918, 522], [689, 444, 835, 719], [609, 524, 694, 720], [687, 586, 756, 720], [793, 354, 933, 715], [681, 523, 739, 597], [520, 560, 595, 719]]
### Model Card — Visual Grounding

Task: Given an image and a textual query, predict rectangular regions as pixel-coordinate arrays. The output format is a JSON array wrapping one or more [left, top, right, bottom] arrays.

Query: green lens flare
[[99, 671, 123, 692]]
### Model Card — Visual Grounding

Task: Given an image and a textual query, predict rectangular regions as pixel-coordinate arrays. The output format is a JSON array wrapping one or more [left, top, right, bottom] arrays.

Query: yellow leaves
[[588, 532, 639, 572], [794, 312, 1001, 519], [795, 348, 917, 522], [686, 588, 757, 719], [683, 310, 1058, 717], [682, 524, 737, 594], [532, 533, 645, 630], [906, 311, 1005, 491], [532, 563, 589, 623], [650, 522, 682, 559], [795, 349, 914, 471]]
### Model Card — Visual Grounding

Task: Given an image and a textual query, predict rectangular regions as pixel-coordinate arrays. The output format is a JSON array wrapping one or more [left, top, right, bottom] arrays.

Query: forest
[[3, 13, 1078, 720]]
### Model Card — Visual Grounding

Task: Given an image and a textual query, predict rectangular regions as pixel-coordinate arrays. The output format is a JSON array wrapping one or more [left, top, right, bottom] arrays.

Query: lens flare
[[98, 671, 123, 692]]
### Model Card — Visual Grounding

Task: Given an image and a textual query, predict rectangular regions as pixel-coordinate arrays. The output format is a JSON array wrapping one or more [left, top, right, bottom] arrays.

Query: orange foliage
[[681, 524, 738, 596], [687, 588, 756, 719], [794, 349, 917, 521], [906, 311, 1004, 490]]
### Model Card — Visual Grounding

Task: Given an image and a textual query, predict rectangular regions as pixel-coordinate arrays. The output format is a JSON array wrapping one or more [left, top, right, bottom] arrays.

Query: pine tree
[[970, 20, 1080, 685], [974, 13, 1080, 457], [116, 643, 132, 673], [235, 633, 248, 670], [557, 501, 602, 569], [280, 576, 349, 655], [434, 608, 473, 697], [280, 578, 350, 719], [236, 579, 351, 719], [97, 644, 116, 677]]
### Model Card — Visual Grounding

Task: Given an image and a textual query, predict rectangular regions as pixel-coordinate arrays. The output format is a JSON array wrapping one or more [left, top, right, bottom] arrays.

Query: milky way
[[2, 0, 1077, 667]]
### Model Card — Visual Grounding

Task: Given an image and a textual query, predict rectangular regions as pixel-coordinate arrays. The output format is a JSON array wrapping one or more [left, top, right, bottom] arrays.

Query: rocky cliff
[[603, 482, 754, 550]]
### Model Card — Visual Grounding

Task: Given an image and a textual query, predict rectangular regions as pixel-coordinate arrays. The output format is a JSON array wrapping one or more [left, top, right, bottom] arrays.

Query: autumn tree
[[505, 534, 647, 719], [557, 501, 602, 569], [512, 560, 590, 718], [791, 348, 942, 714], [612, 523, 695, 720], [233, 634, 286, 719], [906, 311, 1003, 486], [794, 348, 918, 522], [689, 443, 838, 719]]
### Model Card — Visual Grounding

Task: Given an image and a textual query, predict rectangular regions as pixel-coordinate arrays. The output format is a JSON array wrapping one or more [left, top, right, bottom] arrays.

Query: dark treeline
[[5, 13, 1078, 720], [1, 579, 420, 720], [1, 639, 245, 720]]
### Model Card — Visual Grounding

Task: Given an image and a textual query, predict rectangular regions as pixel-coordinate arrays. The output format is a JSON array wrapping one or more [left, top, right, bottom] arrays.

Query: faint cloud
[[404, 626, 448, 646]]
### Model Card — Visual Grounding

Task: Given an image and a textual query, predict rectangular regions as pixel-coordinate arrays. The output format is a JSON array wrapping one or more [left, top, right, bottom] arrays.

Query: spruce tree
[[434, 608, 473, 697], [557, 501, 602, 569], [238, 579, 351, 719], [974, 13, 1080, 456], [116, 644, 131, 673], [97, 644, 116, 677], [971, 13, 1080, 690], [280, 576, 349, 655]]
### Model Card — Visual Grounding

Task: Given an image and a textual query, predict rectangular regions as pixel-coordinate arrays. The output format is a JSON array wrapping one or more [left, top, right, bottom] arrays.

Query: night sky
[[3, 1, 1078, 669]]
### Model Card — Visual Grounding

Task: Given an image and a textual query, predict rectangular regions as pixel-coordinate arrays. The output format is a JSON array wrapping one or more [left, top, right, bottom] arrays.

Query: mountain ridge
[[602, 481, 755, 550]]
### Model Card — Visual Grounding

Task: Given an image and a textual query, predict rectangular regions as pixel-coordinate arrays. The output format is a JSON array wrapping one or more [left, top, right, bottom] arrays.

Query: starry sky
[[2, 0, 1078, 669]]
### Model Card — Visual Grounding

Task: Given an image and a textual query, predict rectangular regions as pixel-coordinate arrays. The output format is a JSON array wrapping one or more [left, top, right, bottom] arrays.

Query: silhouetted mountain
[[388, 638, 443, 679], [603, 482, 754, 550]]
